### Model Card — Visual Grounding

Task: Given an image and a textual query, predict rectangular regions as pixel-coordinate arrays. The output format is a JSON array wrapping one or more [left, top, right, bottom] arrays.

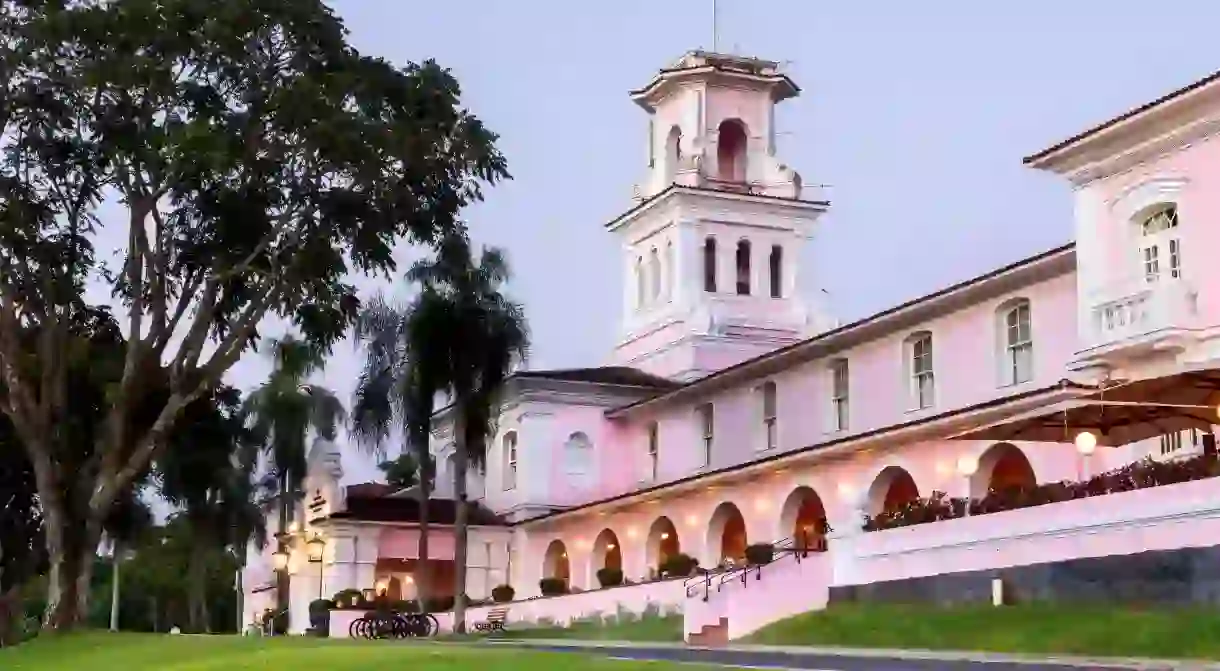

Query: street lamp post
[[1075, 431, 1097, 480], [306, 534, 326, 600]]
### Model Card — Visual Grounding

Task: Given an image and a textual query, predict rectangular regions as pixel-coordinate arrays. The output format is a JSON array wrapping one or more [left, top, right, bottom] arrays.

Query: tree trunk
[[414, 437, 431, 614], [274, 470, 290, 632], [235, 564, 244, 634], [451, 413, 470, 635], [109, 542, 121, 632], [186, 552, 206, 633], [41, 501, 100, 631]]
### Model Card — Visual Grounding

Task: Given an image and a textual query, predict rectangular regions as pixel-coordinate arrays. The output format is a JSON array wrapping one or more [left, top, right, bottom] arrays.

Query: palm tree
[[408, 234, 528, 633], [351, 293, 449, 612], [241, 336, 345, 623], [157, 387, 269, 632]]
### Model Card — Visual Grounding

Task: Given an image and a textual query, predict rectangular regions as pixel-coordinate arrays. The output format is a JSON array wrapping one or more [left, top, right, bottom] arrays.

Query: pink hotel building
[[245, 51, 1220, 643]]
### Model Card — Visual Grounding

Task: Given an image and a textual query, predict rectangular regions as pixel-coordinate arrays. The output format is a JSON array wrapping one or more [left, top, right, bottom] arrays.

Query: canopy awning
[[949, 367, 1220, 448]]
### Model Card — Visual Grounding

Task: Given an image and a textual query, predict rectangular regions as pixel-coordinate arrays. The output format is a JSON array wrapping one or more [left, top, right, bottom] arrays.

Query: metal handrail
[[684, 535, 829, 603]]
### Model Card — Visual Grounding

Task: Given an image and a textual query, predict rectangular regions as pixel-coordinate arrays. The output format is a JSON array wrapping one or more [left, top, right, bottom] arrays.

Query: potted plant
[[659, 553, 698, 578], [539, 577, 568, 596], [331, 589, 364, 609], [308, 598, 334, 637], [745, 543, 774, 566], [596, 567, 624, 588], [491, 584, 515, 603]]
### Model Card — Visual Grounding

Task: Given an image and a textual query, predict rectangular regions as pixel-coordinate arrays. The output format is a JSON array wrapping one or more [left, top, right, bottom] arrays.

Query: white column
[[826, 501, 866, 588]]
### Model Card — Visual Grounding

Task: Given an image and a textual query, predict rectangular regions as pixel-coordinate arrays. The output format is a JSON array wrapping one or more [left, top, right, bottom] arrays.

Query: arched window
[[905, 331, 934, 409], [716, 119, 748, 182], [502, 431, 518, 491], [664, 242, 675, 302], [1138, 204, 1181, 283], [769, 245, 783, 298], [665, 125, 683, 183], [703, 237, 718, 293], [635, 256, 645, 309], [648, 248, 661, 301], [563, 432, 594, 485], [735, 240, 751, 295], [760, 381, 777, 451], [997, 299, 1033, 386]]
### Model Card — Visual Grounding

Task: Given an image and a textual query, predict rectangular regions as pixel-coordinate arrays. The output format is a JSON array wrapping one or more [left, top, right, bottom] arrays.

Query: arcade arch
[[706, 501, 748, 565]]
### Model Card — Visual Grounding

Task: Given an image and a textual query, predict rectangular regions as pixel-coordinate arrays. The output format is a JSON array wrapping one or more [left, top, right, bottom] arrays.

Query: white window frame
[[502, 432, 517, 491], [830, 358, 849, 432], [647, 422, 659, 481], [908, 333, 934, 410], [1138, 204, 1181, 284], [698, 403, 714, 467], [760, 381, 777, 451], [1002, 301, 1033, 386]]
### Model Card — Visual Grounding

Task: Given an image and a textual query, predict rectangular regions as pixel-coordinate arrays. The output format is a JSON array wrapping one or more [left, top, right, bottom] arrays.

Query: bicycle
[[349, 610, 438, 639]]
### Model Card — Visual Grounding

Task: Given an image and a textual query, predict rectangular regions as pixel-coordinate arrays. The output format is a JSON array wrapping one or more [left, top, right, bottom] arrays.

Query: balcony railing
[[1084, 278, 1199, 352]]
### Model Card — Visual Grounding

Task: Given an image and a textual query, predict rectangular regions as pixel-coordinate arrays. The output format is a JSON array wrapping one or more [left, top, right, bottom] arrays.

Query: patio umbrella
[[948, 397, 1218, 448], [1081, 366, 1220, 409]]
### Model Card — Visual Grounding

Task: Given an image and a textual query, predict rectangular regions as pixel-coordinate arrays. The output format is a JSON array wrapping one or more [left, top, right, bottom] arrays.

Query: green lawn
[[746, 603, 1220, 659], [0, 632, 709, 671]]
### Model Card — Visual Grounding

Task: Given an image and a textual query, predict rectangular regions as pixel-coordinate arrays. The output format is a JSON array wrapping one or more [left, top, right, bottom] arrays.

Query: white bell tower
[[607, 51, 832, 382]]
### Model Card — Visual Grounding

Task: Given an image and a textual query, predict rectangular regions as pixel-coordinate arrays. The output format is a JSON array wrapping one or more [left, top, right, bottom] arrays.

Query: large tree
[[351, 293, 447, 611], [408, 234, 528, 633], [0, 0, 506, 628]]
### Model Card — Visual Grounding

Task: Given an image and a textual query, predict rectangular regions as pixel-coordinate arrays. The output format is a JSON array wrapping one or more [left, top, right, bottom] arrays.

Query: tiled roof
[[514, 366, 680, 389], [322, 488, 508, 526]]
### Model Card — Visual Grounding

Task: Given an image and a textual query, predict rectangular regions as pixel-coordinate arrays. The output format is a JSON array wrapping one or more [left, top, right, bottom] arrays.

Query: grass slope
[[746, 603, 1220, 659], [0, 632, 707, 671]]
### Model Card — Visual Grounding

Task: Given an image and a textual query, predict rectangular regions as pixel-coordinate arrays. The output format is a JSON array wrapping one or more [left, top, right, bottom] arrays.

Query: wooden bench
[[472, 606, 509, 633]]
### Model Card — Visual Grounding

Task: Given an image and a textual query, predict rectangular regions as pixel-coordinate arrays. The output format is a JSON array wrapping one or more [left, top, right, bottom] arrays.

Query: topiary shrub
[[596, 567, 624, 588], [745, 543, 774, 566], [658, 552, 698, 578], [491, 584, 515, 603], [308, 598, 334, 637], [539, 577, 568, 596], [331, 589, 364, 609]]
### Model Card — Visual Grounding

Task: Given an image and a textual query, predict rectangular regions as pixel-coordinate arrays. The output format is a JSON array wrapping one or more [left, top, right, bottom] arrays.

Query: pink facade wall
[[685, 553, 832, 640], [328, 578, 685, 637], [849, 476, 1220, 584], [377, 528, 456, 560], [592, 272, 1079, 504], [516, 437, 1087, 597], [1081, 134, 1220, 322]]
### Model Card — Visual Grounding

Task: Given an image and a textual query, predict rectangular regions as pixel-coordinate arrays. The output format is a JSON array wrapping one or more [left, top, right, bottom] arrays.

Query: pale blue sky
[[216, 1, 1220, 484]]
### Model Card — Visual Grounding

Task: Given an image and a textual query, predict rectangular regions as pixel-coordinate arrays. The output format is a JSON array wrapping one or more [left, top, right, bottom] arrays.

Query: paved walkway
[[483, 639, 1220, 671]]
